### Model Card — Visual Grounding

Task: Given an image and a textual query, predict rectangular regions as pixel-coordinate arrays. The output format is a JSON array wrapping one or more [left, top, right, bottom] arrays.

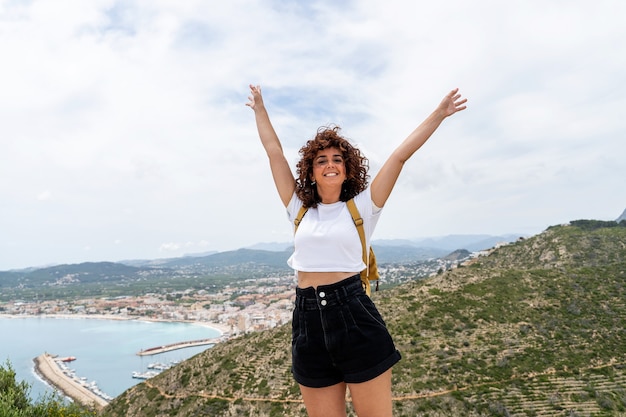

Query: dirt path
[[142, 359, 625, 404]]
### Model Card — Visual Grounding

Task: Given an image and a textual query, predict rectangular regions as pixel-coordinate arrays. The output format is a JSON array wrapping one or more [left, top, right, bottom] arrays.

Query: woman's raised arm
[[371, 88, 467, 208], [247, 84, 296, 207]]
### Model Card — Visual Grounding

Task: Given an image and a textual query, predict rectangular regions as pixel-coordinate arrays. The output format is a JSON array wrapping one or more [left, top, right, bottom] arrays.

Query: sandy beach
[[1, 312, 232, 335], [33, 353, 109, 409]]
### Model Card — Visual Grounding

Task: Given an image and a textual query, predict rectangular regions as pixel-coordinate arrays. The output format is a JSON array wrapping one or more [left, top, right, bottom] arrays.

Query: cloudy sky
[[1, 0, 624, 270]]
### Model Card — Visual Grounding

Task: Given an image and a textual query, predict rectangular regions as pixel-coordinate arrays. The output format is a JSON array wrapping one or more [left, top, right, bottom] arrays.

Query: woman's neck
[[317, 187, 341, 204]]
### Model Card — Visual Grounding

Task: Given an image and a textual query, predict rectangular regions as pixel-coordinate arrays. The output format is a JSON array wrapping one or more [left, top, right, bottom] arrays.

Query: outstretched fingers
[[246, 84, 262, 109], [455, 96, 468, 111], [445, 88, 467, 115]]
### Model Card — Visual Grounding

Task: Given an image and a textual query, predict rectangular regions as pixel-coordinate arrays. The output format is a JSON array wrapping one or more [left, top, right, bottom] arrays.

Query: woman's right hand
[[246, 84, 264, 111], [245, 84, 296, 206]]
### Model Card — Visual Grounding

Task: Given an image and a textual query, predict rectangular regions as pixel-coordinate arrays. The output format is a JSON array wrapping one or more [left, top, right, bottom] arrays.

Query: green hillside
[[102, 221, 626, 417]]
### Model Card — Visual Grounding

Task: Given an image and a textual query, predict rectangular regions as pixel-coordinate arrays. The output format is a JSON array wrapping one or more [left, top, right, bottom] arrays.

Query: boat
[[147, 362, 170, 370], [60, 356, 76, 362], [132, 371, 159, 380]]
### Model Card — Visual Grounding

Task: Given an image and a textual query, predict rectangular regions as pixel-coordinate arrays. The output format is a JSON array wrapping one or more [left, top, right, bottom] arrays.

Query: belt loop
[[340, 285, 348, 304], [334, 288, 342, 305]]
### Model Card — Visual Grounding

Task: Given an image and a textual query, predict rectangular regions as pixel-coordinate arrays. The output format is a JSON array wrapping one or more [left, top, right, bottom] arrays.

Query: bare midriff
[[297, 271, 358, 289]]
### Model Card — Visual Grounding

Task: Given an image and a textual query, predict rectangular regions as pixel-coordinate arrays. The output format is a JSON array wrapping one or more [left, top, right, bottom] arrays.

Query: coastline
[[33, 353, 109, 410], [0, 313, 231, 336]]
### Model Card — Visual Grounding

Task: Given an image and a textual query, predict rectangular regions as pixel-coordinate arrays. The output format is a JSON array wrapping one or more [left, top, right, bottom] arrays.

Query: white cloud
[[1, 0, 625, 269], [159, 243, 181, 253]]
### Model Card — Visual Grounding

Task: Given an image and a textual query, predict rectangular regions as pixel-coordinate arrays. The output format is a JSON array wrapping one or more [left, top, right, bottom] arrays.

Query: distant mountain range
[[0, 230, 528, 305], [247, 233, 523, 254], [0, 234, 521, 301], [130, 233, 522, 268], [115, 234, 523, 270], [1, 234, 522, 276]]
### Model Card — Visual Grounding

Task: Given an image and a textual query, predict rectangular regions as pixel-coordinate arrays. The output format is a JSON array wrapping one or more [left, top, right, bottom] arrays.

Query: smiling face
[[311, 147, 346, 188], [295, 125, 368, 207]]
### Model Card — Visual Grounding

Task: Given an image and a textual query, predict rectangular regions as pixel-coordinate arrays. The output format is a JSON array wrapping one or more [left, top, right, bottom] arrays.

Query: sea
[[0, 316, 222, 401]]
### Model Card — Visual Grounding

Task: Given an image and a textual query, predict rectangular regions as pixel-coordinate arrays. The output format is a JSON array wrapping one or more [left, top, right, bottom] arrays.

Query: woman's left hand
[[439, 88, 467, 117]]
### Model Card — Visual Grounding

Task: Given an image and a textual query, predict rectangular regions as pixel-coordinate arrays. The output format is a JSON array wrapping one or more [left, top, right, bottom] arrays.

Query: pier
[[33, 353, 110, 409], [137, 337, 222, 356]]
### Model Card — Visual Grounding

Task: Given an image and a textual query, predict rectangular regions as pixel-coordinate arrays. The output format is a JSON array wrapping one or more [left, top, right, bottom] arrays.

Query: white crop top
[[286, 187, 382, 272]]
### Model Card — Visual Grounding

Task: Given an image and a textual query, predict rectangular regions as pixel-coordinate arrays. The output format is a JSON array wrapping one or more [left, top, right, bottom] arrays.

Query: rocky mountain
[[101, 220, 626, 417], [617, 207, 626, 223]]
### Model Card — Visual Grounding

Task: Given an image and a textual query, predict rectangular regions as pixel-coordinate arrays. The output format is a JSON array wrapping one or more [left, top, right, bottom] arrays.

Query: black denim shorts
[[292, 274, 401, 388]]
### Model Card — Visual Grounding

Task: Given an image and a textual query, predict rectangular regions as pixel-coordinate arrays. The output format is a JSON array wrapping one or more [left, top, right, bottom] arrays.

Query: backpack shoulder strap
[[294, 206, 308, 232], [346, 199, 367, 264], [347, 199, 379, 295]]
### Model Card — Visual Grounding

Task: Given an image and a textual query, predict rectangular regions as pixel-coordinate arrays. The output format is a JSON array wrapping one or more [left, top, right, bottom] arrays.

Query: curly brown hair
[[295, 125, 369, 208]]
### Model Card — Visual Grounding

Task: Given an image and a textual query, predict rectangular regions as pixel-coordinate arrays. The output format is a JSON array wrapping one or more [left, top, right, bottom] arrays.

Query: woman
[[247, 84, 467, 417]]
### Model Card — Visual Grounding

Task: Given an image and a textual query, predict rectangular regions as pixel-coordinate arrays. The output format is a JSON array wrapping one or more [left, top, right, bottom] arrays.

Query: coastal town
[[3, 273, 297, 336], [1, 259, 463, 335]]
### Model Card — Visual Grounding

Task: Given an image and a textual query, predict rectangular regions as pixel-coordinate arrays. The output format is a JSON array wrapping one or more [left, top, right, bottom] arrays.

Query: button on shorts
[[292, 274, 402, 388]]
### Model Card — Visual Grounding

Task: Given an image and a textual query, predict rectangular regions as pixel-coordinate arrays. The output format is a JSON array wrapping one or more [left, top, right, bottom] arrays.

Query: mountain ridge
[[0, 233, 520, 275], [247, 233, 523, 253]]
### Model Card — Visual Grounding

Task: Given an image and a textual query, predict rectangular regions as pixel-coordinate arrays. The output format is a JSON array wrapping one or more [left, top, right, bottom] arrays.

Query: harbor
[[2, 316, 224, 402], [33, 353, 111, 409]]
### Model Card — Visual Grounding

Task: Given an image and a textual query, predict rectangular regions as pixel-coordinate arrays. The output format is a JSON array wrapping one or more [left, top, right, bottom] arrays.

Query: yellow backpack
[[293, 198, 380, 296]]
